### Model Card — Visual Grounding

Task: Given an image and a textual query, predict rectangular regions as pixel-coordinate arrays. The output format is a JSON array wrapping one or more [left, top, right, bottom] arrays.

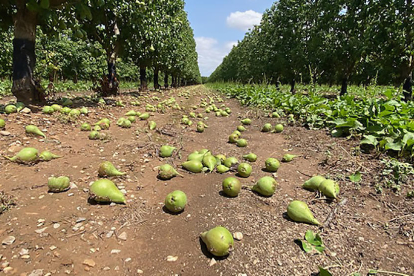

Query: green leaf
[[368, 270, 378, 275], [305, 230, 316, 243], [314, 245, 325, 253], [349, 171, 362, 183], [301, 240, 313, 253], [318, 266, 333, 276], [360, 135, 378, 146]]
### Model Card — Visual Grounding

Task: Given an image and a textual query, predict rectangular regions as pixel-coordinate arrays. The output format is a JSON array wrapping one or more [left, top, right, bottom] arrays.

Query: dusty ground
[[0, 85, 413, 276]]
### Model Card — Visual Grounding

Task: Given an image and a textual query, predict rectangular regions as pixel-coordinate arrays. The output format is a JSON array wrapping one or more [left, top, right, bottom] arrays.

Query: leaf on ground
[[349, 171, 362, 183], [318, 266, 333, 276]]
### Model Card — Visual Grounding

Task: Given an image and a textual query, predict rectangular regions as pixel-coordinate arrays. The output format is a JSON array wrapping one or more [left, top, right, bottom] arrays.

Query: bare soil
[[0, 85, 413, 276]]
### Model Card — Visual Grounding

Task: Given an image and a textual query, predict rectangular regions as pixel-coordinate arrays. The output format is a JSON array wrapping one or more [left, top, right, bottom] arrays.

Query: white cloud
[[195, 37, 236, 77], [226, 10, 262, 31]]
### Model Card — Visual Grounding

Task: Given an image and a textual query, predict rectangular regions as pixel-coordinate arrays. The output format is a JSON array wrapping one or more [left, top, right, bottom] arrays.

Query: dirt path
[[0, 85, 413, 276]]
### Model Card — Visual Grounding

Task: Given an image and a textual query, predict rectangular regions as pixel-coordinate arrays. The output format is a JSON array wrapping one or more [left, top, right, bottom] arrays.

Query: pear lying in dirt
[[98, 161, 125, 177], [48, 176, 70, 192], [282, 154, 297, 162], [318, 179, 340, 199], [287, 200, 320, 225], [164, 190, 187, 213], [243, 153, 257, 162], [275, 124, 284, 133], [237, 139, 248, 147], [222, 177, 241, 197], [223, 157, 238, 168], [302, 175, 326, 191], [216, 165, 230, 174], [200, 226, 234, 257], [237, 163, 252, 178], [252, 176, 277, 196], [89, 179, 126, 204], [25, 125, 46, 138], [5, 147, 39, 163], [241, 118, 252, 125], [262, 123, 272, 132], [265, 158, 280, 172], [158, 164, 182, 180], [149, 121, 157, 130], [0, 118, 5, 129], [202, 154, 217, 172], [159, 145, 176, 158], [182, 160, 203, 173], [39, 151, 61, 161], [80, 123, 91, 131]]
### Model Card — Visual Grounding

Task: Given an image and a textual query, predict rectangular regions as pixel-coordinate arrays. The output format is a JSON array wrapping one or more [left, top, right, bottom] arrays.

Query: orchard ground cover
[[0, 85, 413, 275]]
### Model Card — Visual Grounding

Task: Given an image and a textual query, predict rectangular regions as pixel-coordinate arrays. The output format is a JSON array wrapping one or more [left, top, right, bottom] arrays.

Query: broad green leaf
[[349, 171, 362, 183], [318, 266, 333, 276]]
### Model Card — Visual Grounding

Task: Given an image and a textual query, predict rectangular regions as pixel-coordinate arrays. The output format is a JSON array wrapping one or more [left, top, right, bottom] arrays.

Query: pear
[[164, 190, 187, 213], [252, 176, 277, 196], [202, 154, 217, 172], [318, 179, 340, 199], [237, 125, 246, 132], [42, 106, 54, 114], [89, 179, 126, 204], [262, 123, 272, 132], [282, 154, 297, 162], [243, 153, 257, 162], [302, 175, 326, 191], [159, 145, 176, 158], [48, 176, 70, 192], [182, 160, 203, 173], [216, 165, 230, 173], [275, 124, 284, 133], [89, 131, 100, 140], [0, 118, 5, 129], [237, 163, 252, 178], [223, 157, 238, 168], [222, 177, 241, 197], [51, 104, 62, 111], [139, 113, 150, 120], [200, 226, 234, 257], [241, 118, 252, 125], [149, 121, 157, 130], [39, 151, 61, 161], [287, 200, 320, 225], [237, 139, 248, 147], [187, 151, 206, 162], [5, 105, 17, 114], [158, 164, 182, 180], [228, 133, 239, 143], [265, 158, 280, 172], [25, 125, 46, 138], [98, 161, 125, 177], [125, 110, 137, 116], [6, 147, 39, 163], [80, 123, 91, 131]]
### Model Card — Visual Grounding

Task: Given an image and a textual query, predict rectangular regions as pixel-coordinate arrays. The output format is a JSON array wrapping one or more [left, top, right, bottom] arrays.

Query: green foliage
[[208, 0, 414, 91], [208, 82, 414, 158], [296, 230, 325, 254]]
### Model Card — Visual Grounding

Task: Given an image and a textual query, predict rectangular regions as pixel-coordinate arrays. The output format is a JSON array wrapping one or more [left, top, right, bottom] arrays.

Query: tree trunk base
[[12, 77, 46, 105]]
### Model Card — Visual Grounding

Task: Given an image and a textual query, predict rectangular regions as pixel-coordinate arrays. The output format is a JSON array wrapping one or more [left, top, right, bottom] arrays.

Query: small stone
[[29, 269, 44, 276], [76, 217, 86, 223], [103, 267, 110, 271], [21, 254, 31, 259], [2, 236, 15, 245], [106, 231, 114, 238], [118, 232, 127, 241], [0, 131, 11, 136], [50, 246, 57, 251], [19, 248, 29, 255], [3, 267, 14, 274], [233, 232, 243, 241], [1, 262, 10, 268], [67, 193, 74, 197], [209, 258, 217, 267], [20, 107, 31, 114], [125, 258, 132, 262], [111, 249, 121, 254], [137, 269, 143, 274], [53, 223, 60, 229], [114, 266, 119, 271], [83, 259, 95, 267], [35, 227, 48, 234], [166, 256, 178, 262]]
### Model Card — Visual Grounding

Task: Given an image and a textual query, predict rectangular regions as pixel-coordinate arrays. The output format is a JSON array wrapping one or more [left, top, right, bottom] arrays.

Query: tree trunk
[[11, 7, 45, 104], [154, 67, 160, 90], [140, 65, 147, 91], [290, 79, 296, 93], [340, 77, 348, 96], [403, 73, 413, 102], [171, 75, 176, 88], [106, 52, 119, 95], [164, 73, 169, 89]]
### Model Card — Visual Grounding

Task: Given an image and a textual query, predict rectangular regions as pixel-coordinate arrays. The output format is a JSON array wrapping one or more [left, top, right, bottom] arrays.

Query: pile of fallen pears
[[1, 90, 341, 259]]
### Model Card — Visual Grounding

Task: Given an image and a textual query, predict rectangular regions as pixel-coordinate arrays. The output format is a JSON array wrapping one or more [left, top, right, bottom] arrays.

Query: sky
[[185, 0, 276, 77]]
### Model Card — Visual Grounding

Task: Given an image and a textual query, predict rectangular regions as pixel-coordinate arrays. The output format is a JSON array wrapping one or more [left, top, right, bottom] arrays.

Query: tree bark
[[164, 73, 169, 89], [11, 6, 45, 104], [106, 53, 119, 93], [140, 65, 147, 91], [340, 77, 348, 96], [290, 79, 296, 93], [403, 73, 413, 102], [154, 67, 160, 90]]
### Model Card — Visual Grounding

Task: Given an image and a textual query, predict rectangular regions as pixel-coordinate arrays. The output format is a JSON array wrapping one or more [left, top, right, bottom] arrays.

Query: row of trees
[[209, 0, 413, 99], [0, 0, 201, 104]]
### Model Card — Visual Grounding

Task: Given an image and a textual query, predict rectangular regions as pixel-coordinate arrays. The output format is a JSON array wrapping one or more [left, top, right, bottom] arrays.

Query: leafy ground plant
[[296, 230, 325, 253]]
